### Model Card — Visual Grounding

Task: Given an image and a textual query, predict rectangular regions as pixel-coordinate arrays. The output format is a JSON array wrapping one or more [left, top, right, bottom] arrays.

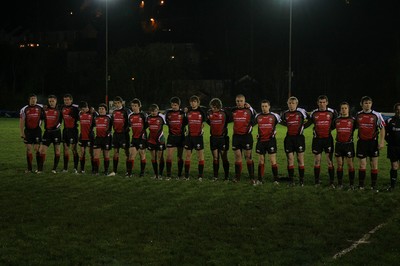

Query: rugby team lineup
[[19, 93, 400, 192]]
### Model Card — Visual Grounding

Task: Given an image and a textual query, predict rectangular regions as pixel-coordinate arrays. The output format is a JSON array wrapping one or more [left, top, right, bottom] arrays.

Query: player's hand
[[244, 102, 251, 109], [378, 142, 384, 150]]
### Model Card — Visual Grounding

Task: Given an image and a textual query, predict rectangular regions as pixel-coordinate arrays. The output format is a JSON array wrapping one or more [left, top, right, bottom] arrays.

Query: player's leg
[[184, 149, 192, 179], [79, 145, 86, 173], [257, 153, 265, 183], [325, 152, 335, 186], [197, 149, 205, 180], [93, 148, 101, 174], [244, 149, 255, 181], [336, 155, 344, 188], [166, 147, 174, 178], [233, 149, 243, 181], [139, 148, 146, 177], [103, 149, 110, 175], [390, 160, 399, 190], [286, 152, 295, 183], [127, 146, 137, 177], [211, 149, 220, 179], [269, 153, 279, 183], [177, 146, 184, 178], [346, 157, 355, 188], [297, 152, 305, 185], [38, 144, 48, 173], [221, 149, 230, 181], [157, 150, 165, 178], [370, 156, 379, 189], [313, 153, 322, 185], [358, 157, 367, 189]]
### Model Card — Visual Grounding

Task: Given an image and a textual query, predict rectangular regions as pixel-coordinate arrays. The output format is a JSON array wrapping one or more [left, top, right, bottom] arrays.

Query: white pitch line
[[333, 223, 386, 260]]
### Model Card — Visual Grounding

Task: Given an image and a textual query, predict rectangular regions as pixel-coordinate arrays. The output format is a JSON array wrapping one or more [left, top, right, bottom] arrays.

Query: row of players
[[19, 93, 400, 190]]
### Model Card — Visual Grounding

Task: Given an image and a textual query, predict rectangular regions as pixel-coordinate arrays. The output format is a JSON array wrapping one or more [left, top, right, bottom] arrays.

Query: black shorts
[[335, 142, 355, 158], [42, 129, 61, 146], [312, 136, 334, 155], [24, 128, 42, 144], [131, 137, 147, 150], [112, 132, 129, 149], [387, 145, 400, 162], [167, 135, 185, 148], [356, 139, 379, 158], [93, 136, 112, 150], [284, 135, 305, 153], [147, 142, 166, 151], [79, 140, 93, 148], [210, 136, 229, 151], [184, 135, 204, 150], [232, 134, 253, 151], [256, 138, 277, 155], [62, 128, 78, 145]]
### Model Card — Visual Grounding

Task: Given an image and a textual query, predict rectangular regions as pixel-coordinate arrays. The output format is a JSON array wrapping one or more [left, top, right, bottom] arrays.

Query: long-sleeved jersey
[[94, 115, 112, 138], [186, 107, 206, 137], [281, 108, 309, 136], [44, 106, 62, 131], [207, 109, 231, 137], [255, 112, 281, 142], [20, 104, 44, 129], [231, 107, 255, 135], [355, 110, 385, 141], [128, 111, 147, 139], [165, 109, 186, 136], [79, 111, 95, 141], [385, 116, 400, 146], [308, 108, 337, 138], [61, 104, 79, 129], [334, 116, 356, 143], [146, 113, 165, 145]]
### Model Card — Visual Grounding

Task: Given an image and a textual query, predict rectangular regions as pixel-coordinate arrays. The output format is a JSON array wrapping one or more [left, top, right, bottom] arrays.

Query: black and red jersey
[[165, 109, 186, 136], [94, 115, 112, 138], [355, 110, 385, 141], [231, 107, 255, 135], [334, 116, 356, 143], [61, 104, 79, 129], [186, 107, 206, 137], [128, 111, 147, 139], [44, 106, 61, 130], [309, 108, 337, 138], [79, 111, 95, 141], [207, 109, 231, 137], [111, 107, 130, 134], [281, 108, 308, 136], [20, 104, 44, 129], [146, 113, 165, 145], [255, 112, 281, 142], [385, 116, 400, 146]]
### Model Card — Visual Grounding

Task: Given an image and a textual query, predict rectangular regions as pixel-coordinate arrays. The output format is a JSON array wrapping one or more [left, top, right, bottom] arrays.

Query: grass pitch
[[0, 118, 399, 265]]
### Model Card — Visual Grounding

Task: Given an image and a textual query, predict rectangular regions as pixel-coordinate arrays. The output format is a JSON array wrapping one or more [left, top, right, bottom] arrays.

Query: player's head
[[339, 102, 350, 117], [209, 98, 222, 111], [63, 94, 73, 106], [189, 95, 200, 109], [149, 104, 159, 116], [130, 98, 142, 113], [317, 95, 328, 110], [79, 101, 89, 112], [287, 96, 298, 111], [113, 96, 123, 109], [47, 95, 57, 108], [261, 100, 270, 114], [170, 97, 181, 111], [394, 102, 400, 117], [98, 103, 107, 115], [28, 93, 37, 106], [360, 96, 372, 111], [235, 94, 246, 108]]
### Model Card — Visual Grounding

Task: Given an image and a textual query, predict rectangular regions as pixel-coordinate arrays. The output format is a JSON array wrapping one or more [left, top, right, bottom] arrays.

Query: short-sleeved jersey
[[94, 115, 112, 138], [79, 111, 95, 141], [355, 110, 385, 141], [146, 113, 165, 145], [128, 111, 147, 139], [186, 108, 206, 137], [43, 106, 61, 130], [111, 108, 130, 134], [61, 104, 79, 129], [385, 116, 400, 146], [309, 108, 337, 138], [255, 112, 281, 142], [281, 108, 308, 136], [334, 116, 356, 143], [165, 109, 186, 136], [20, 104, 44, 129], [207, 109, 231, 137], [231, 107, 255, 135]]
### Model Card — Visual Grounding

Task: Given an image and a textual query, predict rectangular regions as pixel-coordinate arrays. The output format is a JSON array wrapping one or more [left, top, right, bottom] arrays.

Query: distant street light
[[288, 0, 293, 98]]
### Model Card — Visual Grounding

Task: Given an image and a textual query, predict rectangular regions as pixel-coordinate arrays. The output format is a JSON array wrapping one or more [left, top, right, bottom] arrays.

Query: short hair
[[130, 98, 142, 107], [170, 97, 181, 106], [209, 98, 222, 109], [340, 101, 350, 108], [394, 103, 400, 111], [48, 94, 57, 99], [149, 104, 159, 112], [287, 96, 298, 103], [63, 93, 73, 99], [98, 103, 107, 110], [261, 99, 270, 105], [79, 101, 88, 108], [360, 96, 372, 104], [189, 95, 200, 103], [114, 96, 123, 102], [317, 95, 329, 102], [236, 94, 245, 99], [28, 93, 37, 98]]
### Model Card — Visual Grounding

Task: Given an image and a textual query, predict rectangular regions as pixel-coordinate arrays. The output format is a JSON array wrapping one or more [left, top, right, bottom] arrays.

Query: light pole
[[288, 0, 293, 98], [105, 0, 109, 106]]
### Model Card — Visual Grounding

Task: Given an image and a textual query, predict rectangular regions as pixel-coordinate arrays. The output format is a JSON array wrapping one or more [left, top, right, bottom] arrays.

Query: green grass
[[1, 118, 399, 265]]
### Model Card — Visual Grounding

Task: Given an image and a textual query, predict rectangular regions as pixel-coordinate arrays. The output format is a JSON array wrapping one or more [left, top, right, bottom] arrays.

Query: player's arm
[[379, 126, 386, 149], [19, 115, 25, 139], [303, 113, 313, 129]]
